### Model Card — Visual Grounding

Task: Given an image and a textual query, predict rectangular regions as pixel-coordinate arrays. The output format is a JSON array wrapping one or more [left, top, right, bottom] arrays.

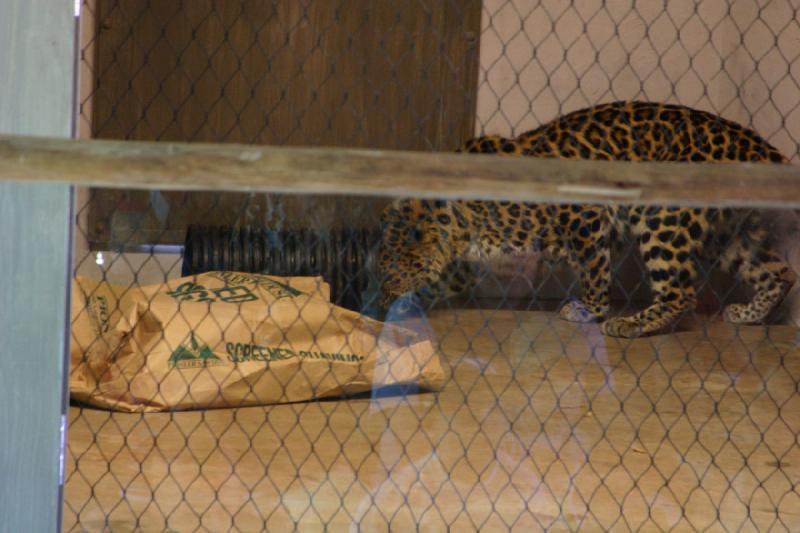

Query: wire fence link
[[65, 1, 800, 531]]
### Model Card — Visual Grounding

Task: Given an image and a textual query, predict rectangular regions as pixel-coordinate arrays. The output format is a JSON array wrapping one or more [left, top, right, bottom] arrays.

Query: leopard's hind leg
[[719, 218, 795, 324], [602, 223, 699, 338]]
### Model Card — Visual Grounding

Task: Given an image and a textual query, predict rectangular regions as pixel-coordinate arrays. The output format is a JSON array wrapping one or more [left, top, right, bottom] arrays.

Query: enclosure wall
[[476, 0, 800, 317]]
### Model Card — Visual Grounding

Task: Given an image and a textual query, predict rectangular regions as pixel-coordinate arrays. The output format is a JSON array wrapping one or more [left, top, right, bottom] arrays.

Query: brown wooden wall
[[87, 0, 481, 246]]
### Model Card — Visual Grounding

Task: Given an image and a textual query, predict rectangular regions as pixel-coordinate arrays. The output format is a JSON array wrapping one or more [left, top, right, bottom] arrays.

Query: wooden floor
[[64, 310, 800, 532]]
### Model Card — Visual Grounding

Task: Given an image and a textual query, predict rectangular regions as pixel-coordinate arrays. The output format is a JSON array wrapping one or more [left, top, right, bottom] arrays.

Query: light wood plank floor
[[64, 310, 800, 532]]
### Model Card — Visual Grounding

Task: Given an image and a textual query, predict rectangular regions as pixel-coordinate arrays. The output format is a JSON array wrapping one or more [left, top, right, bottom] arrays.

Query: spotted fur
[[379, 101, 796, 338]]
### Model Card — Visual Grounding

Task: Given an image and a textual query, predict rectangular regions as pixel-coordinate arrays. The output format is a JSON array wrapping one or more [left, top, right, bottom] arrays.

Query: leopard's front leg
[[559, 234, 611, 324]]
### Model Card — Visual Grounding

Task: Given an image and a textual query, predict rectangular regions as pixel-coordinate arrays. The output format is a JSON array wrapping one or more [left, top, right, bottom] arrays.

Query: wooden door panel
[[87, 0, 481, 247]]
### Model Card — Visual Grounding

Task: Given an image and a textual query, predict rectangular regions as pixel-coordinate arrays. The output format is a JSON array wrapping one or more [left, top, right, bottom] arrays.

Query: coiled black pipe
[[182, 225, 383, 316]]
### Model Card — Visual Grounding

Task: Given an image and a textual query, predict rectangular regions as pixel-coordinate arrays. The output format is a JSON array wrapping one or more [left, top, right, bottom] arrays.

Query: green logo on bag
[[169, 334, 225, 369], [208, 272, 302, 299]]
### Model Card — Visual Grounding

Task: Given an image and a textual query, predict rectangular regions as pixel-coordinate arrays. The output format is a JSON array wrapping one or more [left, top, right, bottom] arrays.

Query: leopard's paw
[[559, 300, 604, 323], [601, 316, 644, 338], [722, 303, 762, 324]]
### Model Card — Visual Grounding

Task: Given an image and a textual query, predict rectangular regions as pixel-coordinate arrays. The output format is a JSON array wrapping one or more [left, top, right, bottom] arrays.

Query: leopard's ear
[[378, 206, 396, 230], [380, 199, 405, 221]]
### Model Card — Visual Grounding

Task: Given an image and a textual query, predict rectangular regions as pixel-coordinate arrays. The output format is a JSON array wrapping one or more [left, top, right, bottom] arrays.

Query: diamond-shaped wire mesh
[[66, 1, 800, 530]]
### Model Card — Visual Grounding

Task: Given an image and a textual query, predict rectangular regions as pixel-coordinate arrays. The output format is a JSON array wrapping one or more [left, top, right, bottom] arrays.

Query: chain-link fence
[[65, 1, 800, 530]]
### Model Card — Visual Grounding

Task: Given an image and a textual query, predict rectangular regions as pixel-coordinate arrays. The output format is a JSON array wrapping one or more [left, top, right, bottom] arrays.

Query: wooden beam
[[2, 134, 800, 208]]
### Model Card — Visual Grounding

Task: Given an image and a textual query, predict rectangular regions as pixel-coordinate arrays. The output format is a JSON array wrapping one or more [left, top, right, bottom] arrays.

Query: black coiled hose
[[182, 225, 383, 316]]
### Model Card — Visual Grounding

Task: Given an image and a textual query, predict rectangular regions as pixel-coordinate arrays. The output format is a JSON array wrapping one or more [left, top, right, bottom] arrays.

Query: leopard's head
[[377, 199, 454, 310]]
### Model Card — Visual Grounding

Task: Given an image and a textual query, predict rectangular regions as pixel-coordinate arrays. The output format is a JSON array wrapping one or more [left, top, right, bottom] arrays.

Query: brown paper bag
[[70, 271, 444, 412]]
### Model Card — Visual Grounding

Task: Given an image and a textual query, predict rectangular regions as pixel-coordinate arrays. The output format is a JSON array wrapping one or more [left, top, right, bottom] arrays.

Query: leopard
[[378, 101, 796, 338]]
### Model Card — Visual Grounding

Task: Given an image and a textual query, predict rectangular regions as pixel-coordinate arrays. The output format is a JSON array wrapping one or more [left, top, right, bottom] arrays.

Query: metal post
[[0, 1, 75, 531]]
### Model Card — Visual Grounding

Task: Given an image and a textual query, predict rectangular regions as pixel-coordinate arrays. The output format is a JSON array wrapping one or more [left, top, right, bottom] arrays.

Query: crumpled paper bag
[[70, 271, 444, 412]]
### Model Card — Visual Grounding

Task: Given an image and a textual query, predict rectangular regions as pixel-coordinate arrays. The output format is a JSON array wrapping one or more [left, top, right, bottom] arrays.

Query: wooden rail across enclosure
[[3, 134, 800, 207]]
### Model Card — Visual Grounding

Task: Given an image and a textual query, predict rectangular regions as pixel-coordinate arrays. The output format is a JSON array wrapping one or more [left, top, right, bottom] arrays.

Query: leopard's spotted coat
[[379, 101, 795, 337]]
